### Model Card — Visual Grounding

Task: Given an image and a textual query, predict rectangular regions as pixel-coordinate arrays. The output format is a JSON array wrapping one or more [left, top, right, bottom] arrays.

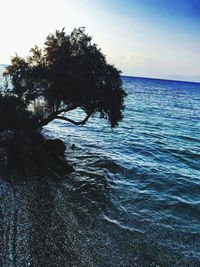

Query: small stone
[[71, 144, 76, 150]]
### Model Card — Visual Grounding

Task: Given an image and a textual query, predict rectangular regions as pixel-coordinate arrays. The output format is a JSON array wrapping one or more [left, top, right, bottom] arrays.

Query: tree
[[0, 28, 126, 176], [4, 27, 126, 130]]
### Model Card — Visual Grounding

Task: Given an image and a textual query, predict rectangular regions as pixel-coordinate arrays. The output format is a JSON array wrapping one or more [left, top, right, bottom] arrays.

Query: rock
[[30, 132, 45, 146], [47, 154, 74, 174], [0, 129, 74, 179], [44, 139, 66, 156], [0, 129, 16, 147], [71, 144, 76, 150], [0, 148, 8, 168]]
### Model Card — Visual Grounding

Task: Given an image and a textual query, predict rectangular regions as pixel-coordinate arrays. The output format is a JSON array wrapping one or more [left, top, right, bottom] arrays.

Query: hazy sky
[[0, 0, 200, 82]]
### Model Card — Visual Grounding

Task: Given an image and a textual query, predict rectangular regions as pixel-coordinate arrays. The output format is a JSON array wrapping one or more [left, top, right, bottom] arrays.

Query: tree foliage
[[0, 94, 37, 131], [4, 28, 126, 130]]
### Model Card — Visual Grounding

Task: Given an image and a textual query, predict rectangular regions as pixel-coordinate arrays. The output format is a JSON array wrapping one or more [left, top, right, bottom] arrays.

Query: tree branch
[[56, 112, 92, 125], [36, 106, 77, 128]]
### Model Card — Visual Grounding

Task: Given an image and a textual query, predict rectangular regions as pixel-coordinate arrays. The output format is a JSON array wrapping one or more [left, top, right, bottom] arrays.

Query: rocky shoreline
[[0, 130, 74, 181]]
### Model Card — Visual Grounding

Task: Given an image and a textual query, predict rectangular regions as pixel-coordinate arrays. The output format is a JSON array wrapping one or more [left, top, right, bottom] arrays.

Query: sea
[[0, 65, 200, 266]]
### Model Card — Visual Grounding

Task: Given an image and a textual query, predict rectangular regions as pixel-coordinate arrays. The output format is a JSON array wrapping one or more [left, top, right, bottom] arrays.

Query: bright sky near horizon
[[0, 0, 200, 82]]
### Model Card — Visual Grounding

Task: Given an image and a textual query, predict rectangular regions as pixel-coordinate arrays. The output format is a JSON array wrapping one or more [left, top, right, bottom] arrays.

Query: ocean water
[[44, 76, 200, 266], [0, 65, 200, 266]]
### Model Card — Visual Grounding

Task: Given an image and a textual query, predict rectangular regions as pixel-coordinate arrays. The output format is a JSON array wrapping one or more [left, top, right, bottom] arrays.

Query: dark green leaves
[[4, 28, 126, 129]]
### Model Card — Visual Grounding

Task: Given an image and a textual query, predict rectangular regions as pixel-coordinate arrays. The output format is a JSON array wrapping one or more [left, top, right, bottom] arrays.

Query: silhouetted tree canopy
[[4, 28, 126, 130]]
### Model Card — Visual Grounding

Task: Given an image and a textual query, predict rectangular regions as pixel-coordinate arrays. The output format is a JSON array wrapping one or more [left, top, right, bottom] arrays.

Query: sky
[[0, 0, 200, 82]]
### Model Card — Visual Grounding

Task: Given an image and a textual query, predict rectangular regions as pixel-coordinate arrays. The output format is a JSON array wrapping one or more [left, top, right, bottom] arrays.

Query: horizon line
[[0, 63, 199, 84], [121, 74, 200, 85]]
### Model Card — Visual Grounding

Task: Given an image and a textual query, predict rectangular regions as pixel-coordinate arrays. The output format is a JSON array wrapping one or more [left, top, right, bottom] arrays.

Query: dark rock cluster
[[0, 130, 74, 179]]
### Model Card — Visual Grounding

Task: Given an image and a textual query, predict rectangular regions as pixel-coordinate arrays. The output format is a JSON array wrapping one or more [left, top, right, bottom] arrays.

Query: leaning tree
[[4, 27, 126, 129], [0, 28, 126, 175]]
